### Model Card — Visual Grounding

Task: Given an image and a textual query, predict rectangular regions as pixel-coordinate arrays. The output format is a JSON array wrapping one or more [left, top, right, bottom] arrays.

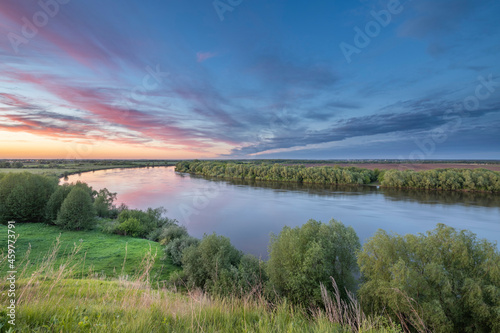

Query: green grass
[[0, 278, 400, 332], [0, 161, 178, 178], [0, 223, 177, 281]]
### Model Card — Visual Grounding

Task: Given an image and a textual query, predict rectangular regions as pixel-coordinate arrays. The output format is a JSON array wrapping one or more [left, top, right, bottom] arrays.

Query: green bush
[[116, 207, 173, 239], [0, 172, 57, 223], [165, 235, 199, 266], [157, 224, 189, 245], [358, 224, 500, 333], [56, 187, 96, 230], [182, 233, 242, 293], [266, 219, 361, 307], [117, 217, 143, 237], [237, 254, 267, 294]]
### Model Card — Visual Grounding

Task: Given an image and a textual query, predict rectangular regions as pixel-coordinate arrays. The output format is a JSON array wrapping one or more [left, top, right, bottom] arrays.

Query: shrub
[[56, 187, 96, 230], [182, 233, 242, 293], [165, 235, 199, 266], [157, 224, 189, 245], [266, 219, 361, 307], [116, 207, 172, 239], [358, 224, 500, 333], [117, 217, 142, 237], [0, 172, 58, 223], [238, 254, 267, 294]]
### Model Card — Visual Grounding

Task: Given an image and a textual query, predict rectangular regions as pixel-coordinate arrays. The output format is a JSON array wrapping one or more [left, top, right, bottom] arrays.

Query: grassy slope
[[0, 279, 365, 333], [0, 223, 177, 281]]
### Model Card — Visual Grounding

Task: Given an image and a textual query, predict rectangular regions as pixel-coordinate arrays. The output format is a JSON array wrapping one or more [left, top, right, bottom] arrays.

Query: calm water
[[64, 166, 500, 257]]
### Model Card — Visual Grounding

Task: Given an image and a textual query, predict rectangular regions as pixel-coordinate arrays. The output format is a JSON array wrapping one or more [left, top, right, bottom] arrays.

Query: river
[[63, 166, 500, 257]]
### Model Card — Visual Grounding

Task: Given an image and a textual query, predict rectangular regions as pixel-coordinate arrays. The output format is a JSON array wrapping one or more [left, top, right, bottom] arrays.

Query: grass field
[[0, 160, 178, 178], [0, 278, 378, 333], [0, 223, 177, 281]]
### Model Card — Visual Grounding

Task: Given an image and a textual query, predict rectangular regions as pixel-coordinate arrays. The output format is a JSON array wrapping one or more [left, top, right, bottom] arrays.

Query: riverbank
[[175, 161, 500, 193], [0, 160, 178, 178]]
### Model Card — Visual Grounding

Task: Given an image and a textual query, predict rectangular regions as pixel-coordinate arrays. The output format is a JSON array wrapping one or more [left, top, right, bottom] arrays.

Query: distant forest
[[176, 161, 500, 192]]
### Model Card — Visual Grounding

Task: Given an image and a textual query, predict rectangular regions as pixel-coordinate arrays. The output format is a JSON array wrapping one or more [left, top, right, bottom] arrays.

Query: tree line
[[380, 168, 500, 192], [176, 161, 377, 185], [176, 161, 500, 192]]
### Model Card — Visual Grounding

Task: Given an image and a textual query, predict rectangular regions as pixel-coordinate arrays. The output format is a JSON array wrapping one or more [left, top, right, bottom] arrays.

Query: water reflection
[[195, 175, 500, 209]]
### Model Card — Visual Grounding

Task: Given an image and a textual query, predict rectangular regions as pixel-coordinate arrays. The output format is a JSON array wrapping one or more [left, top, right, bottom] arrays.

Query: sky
[[0, 0, 499, 160]]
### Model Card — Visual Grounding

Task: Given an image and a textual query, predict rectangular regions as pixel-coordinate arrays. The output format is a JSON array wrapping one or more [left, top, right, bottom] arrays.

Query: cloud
[[249, 55, 338, 91], [227, 97, 500, 157], [398, 0, 479, 38], [197, 52, 217, 63], [0, 1, 146, 71]]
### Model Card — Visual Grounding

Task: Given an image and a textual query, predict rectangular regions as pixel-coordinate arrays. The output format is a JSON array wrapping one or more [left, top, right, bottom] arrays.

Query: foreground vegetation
[[1, 170, 499, 332], [176, 161, 500, 192]]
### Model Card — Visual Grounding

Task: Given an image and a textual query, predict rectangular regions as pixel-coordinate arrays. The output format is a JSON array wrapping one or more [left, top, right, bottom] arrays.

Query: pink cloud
[[196, 51, 217, 63], [0, 70, 237, 150]]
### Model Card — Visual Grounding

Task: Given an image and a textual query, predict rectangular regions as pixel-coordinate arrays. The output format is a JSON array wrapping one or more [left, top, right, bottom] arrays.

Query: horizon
[[1, 0, 499, 159]]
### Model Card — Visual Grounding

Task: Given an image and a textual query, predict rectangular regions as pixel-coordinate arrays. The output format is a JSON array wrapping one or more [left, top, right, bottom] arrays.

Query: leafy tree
[[182, 233, 242, 293], [165, 235, 200, 266], [45, 182, 95, 223], [56, 187, 96, 230], [358, 224, 500, 333], [93, 188, 117, 218], [266, 219, 361, 306], [116, 207, 174, 239], [157, 224, 189, 245], [45, 183, 73, 223], [238, 254, 267, 294], [0, 172, 58, 223]]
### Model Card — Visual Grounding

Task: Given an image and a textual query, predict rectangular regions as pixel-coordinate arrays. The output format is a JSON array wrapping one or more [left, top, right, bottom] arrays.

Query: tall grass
[[1, 238, 401, 332]]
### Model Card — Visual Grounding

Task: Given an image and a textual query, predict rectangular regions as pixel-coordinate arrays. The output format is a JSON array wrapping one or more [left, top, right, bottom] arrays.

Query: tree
[[116, 207, 173, 239], [358, 224, 500, 333], [266, 219, 361, 306], [0, 172, 58, 223], [56, 187, 96, 230], [165, 235, 199, 266], [45, 183, 73, 223], [45, 182, 95, 223], [93, 188, 117, 218], [182, 233, 242, 293]]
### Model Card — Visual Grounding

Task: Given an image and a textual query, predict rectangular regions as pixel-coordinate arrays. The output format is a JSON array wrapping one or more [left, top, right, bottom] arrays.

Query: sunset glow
[[1, 0, 499, 159]]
